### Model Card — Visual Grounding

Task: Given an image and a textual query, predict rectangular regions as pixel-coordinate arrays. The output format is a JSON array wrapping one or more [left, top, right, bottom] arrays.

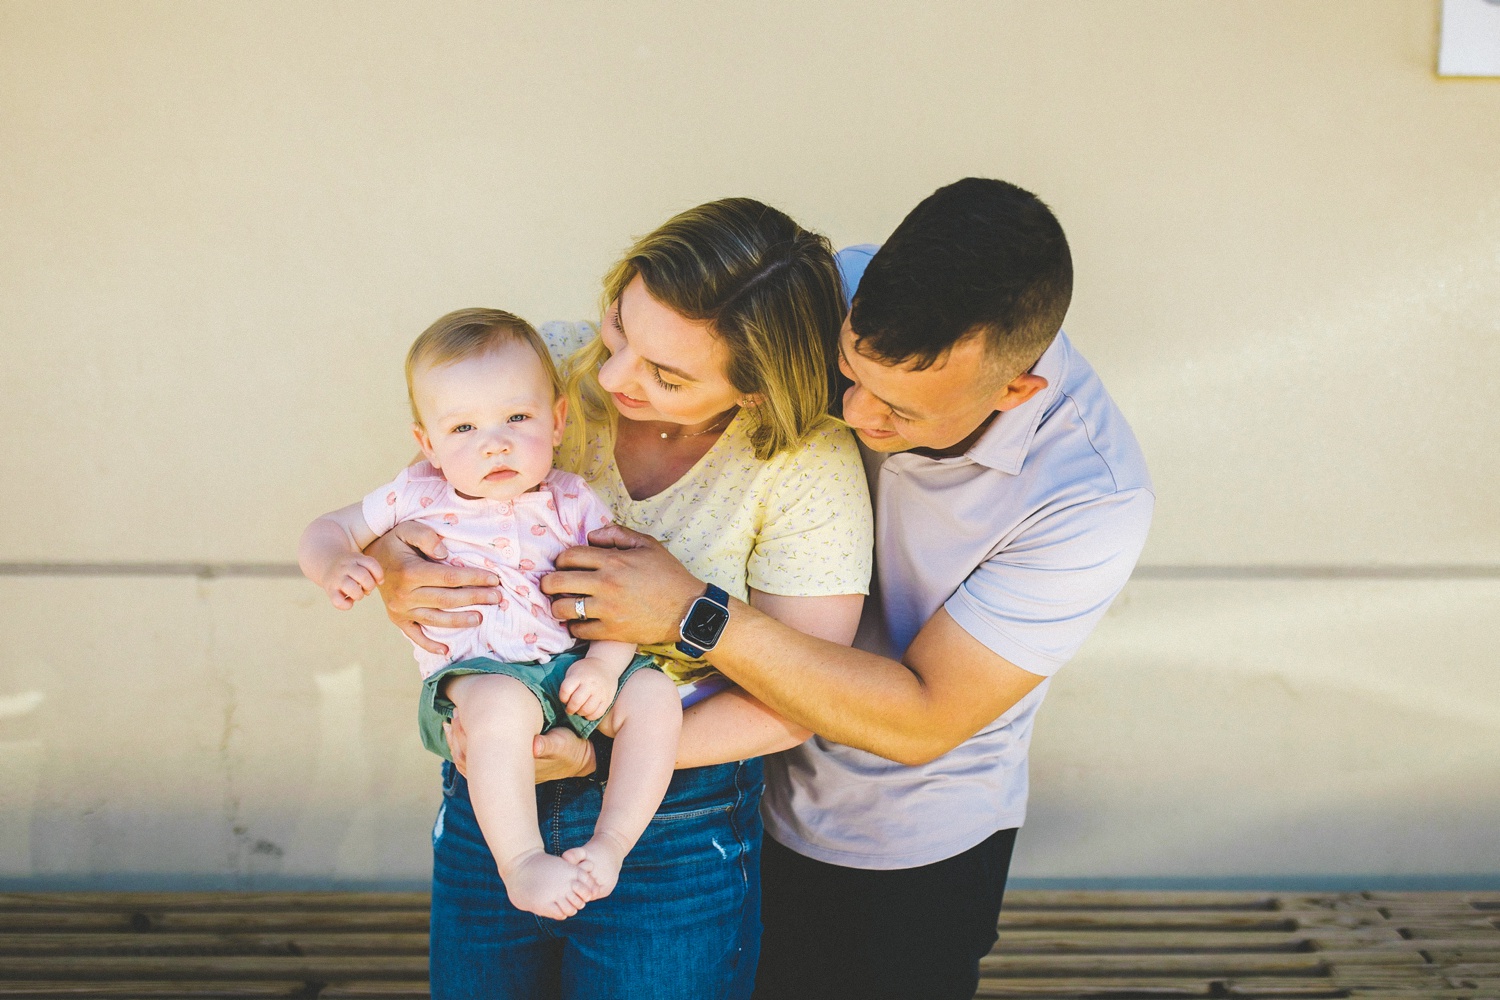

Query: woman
[[371, 198, 872, 999]]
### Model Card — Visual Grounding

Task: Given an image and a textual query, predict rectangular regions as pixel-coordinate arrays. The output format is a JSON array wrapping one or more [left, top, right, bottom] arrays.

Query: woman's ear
[[738, 394, 762, 408]]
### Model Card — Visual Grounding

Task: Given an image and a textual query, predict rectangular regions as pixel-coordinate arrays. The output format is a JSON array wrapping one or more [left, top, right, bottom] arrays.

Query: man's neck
[[909, 411, 1000, 460]]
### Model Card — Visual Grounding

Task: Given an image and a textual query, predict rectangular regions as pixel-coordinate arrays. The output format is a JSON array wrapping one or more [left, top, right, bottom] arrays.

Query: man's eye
[[452, 424, 474, 433]]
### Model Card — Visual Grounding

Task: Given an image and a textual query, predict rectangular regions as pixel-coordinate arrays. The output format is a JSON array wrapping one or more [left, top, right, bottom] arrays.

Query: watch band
[[675, 583, 730, 658], [587, 734, 613, 785]]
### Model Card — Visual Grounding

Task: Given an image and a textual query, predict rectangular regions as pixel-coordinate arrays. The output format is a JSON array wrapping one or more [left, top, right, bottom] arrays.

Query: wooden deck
[[0, 890, 1495, 998]]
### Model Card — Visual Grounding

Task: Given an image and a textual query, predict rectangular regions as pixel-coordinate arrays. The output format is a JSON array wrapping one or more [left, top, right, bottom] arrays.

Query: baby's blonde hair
[[405, 308, 563, 426]]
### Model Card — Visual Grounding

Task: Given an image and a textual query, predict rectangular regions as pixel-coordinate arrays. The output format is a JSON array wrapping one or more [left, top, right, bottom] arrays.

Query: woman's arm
[[674, 589, 862, 766], [452, 589, 864, 781], [516, 684, 806, 783]]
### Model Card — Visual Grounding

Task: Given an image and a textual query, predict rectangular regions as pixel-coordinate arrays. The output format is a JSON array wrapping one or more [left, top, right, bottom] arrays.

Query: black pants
[[753, 827, 1018, 1000]]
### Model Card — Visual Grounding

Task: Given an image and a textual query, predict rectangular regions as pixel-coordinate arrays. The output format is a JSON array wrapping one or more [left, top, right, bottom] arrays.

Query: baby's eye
[[508, 413, 529, 423], [452, 423, 474, 433]]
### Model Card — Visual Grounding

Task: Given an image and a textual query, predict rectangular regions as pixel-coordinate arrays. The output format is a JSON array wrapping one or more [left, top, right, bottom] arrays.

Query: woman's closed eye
[[648, 364, 681, 391]]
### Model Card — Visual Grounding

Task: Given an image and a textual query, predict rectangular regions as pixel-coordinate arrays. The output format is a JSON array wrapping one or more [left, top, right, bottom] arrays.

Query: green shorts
[[418, 649, 660, 762]]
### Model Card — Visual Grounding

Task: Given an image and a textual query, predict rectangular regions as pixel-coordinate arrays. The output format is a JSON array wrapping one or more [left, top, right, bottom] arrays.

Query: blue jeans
[[430, 757, 765, 1000]]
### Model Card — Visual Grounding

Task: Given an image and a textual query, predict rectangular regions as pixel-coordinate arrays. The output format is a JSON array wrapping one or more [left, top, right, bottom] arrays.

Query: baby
[[299, 308, 682, 920]]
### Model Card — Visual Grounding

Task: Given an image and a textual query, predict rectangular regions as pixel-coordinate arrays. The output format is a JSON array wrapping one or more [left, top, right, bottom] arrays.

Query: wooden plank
[[0, 912, 429, 934], [1003, 890, 1279, 910], [974, 978, 1216, 998], [0, 933, 429, 956], [0, 894, 428, 912], [992, 929, 1314, 952], [0, 983, 310, 997], [1218, 978, 1353, 996], [0, 956, 428, 979], [997, 909, 1300, 931], [318, 985, 430, 999], [979, 952, 1330, 976]]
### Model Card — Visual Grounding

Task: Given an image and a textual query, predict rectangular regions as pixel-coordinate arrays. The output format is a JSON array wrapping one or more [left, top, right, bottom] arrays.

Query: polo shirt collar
[[964, 331, 1071, 475]]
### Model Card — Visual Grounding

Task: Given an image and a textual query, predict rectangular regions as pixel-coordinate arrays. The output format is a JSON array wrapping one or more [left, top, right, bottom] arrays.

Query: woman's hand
[[541, 524, 704, 645], [366, 521, 500, 655]]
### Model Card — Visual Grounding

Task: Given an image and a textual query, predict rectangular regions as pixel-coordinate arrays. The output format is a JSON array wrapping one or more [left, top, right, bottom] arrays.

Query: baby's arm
[[299, 504, 384, 610], [559, 640, 637, 721]]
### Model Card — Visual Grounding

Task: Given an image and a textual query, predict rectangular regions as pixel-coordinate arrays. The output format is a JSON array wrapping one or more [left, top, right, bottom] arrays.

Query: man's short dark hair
[[850, 177, 1072, 377]]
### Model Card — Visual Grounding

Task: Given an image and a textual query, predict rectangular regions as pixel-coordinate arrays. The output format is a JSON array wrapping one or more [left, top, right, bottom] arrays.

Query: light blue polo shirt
[[760, 245, 1156, 869]]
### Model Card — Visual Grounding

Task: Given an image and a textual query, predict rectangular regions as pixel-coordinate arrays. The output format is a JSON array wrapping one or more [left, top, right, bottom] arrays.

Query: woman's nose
[[596, 348, 636, 394]]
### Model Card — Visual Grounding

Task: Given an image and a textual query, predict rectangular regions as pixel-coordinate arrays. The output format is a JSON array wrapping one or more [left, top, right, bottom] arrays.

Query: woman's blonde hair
[[405, 308, 562, 426], [559, 198, 845, 470]]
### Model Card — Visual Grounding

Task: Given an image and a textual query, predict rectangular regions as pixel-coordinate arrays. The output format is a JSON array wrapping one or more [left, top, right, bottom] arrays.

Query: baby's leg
[[562, 668, 682, 900], [444, 673, 596, 919]]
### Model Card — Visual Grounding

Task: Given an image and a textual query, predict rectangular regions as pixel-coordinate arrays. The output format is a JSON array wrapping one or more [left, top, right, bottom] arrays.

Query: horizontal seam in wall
[[1, 563, 1499, 580]]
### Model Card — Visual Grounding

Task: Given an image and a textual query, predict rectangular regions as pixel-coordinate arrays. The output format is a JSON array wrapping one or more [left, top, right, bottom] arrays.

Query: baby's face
[[411, 340, 565, 501]]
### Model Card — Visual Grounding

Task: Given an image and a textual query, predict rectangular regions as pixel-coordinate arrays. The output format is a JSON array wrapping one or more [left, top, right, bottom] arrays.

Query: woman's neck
[[613, 409, 736, 501], [637, 406, 738, 441]]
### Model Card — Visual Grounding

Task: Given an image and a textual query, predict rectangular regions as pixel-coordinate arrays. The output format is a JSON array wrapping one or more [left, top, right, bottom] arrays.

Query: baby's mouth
[[484, 468, 519, 481]]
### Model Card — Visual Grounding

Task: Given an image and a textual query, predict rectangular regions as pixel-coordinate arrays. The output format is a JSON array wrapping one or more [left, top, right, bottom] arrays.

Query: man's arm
[[707, 602, 1043, 766], [366, 521, 501, 655], [543, 526, 1036, 765], [456, 587, 858, 781], [544, 497, 1152, 767]]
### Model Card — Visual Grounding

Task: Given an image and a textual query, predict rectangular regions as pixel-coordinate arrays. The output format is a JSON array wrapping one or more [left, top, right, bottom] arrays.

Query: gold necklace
[[657, 408, 736, 441]]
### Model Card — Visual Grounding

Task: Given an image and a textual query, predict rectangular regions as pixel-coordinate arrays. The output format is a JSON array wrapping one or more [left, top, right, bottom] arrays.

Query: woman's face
[[597, 275, 744, 427]]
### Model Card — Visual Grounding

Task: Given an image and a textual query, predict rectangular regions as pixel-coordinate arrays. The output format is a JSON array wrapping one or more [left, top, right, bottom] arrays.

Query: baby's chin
[[452, 474, 547, 502]]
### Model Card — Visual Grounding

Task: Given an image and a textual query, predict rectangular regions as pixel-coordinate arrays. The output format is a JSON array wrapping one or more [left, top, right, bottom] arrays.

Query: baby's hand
[[322, 553, 385, 610], [559, 657, 619, 721]]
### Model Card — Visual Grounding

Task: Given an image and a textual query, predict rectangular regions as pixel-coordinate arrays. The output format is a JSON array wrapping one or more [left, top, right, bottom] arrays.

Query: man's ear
[[412, 423, 440, 468], [552, 395, 568, 446], [993, 374, 1049, 413]]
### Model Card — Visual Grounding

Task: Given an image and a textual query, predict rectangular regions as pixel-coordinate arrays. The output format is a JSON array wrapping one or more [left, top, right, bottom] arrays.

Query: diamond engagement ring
[[573, 596, 588, 621]]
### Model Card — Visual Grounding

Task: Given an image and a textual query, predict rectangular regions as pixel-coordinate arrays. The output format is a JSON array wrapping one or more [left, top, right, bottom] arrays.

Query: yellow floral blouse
[[540, 321, 873, 688]]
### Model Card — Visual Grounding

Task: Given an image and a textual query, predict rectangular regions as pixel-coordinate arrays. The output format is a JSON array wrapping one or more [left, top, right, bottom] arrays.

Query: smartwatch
[[675, 583, 731, 658]]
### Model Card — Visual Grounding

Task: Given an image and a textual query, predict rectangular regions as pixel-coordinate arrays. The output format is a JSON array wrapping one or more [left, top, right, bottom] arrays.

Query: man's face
[[837, 316, 1046, 454]]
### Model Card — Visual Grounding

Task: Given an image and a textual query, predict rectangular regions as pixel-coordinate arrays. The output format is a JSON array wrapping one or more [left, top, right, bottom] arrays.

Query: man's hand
[[559, 657, 617, 721], [541, 524, 703, 645], [532, 728, 598, 782], [366, 521, 500, 655]]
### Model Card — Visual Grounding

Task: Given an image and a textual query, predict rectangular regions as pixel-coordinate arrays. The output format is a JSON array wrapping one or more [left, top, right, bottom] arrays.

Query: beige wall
[[2, 0, 1496, 885]]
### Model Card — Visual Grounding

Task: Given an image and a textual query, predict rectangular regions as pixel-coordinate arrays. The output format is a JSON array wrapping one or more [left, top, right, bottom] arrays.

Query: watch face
[[682, 599, 729, 648]]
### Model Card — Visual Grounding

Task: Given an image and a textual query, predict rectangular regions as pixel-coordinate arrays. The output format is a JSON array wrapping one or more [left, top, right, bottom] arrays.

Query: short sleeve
[[537, 321, 599, 369], [359, 463, 446, 536], [747, 421, 874, 598], [944, 487, 1154, 677]]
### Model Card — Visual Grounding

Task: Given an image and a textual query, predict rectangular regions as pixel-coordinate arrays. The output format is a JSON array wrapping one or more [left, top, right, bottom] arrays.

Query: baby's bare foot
[[499, 849, 597, 920], [561, 830, 630, 901]]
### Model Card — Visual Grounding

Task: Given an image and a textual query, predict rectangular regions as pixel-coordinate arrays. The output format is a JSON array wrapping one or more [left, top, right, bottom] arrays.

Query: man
[[540, 177, 1154, 998], [380, 178, 1153, 998]]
